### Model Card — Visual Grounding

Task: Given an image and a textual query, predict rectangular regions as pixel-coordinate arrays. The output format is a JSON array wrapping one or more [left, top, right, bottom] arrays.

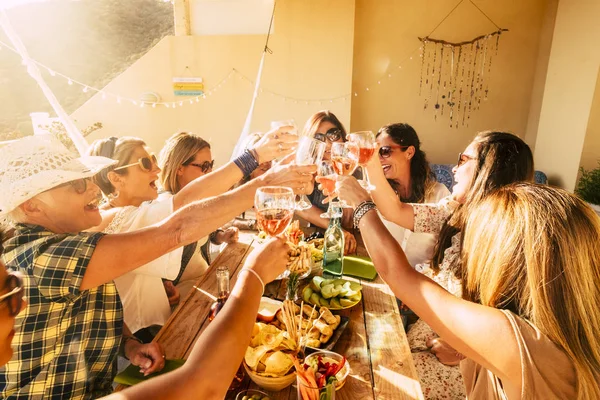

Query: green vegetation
[[576, 161, 600, 206]]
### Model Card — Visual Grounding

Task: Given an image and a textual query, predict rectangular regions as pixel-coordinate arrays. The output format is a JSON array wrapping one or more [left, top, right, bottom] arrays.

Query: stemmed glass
[[317, 161, 343, 219], [295, 136, 326, 210], [255, 187, 295, 238], [330, 142, 359, 207], [271, 119, 298, 135], [347, 131, 376, 190]]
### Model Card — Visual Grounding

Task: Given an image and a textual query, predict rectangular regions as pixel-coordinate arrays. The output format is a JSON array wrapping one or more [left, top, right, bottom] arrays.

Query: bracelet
[[209, 228, 225, 244], [353, 200, 377, 229], [239, 268, 265, 295], [233, 150, 260, 177], [119, 334, 143, 359]]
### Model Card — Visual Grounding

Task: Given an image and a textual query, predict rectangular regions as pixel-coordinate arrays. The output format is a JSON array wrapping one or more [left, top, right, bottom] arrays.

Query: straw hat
[[0, 135, 117, 217]]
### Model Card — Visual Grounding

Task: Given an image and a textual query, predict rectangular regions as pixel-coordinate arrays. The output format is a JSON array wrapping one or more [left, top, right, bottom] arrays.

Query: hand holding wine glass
[[347, 131, 376, 189], [316, 161, 342, 219], [330, 142, 359, 207], [294, 136, 326, 210], [251, 126, 298, 164]]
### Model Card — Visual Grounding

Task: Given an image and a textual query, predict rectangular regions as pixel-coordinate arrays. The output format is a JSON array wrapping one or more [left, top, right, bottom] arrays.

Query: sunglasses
[[48, 178, 90, 194], [114, 154, 158, 173], [188, 160, 215, 173], [314, 128, 343, 143], [457, 152, 476, 167], [0, 272, 24, 317], [379, 145, 409, 158]]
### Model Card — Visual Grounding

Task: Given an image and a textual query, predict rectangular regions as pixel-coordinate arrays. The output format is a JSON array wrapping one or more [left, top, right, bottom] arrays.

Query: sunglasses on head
[[114, 154, 158, 173], [314, 128, 343, 143], [1, 272, 24, 317], [457, 152, 476, 167], [379, 145, 409, 158], [188, 160, 215, 173]]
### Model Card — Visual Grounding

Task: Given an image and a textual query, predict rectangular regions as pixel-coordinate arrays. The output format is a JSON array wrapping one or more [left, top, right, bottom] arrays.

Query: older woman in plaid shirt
[[0, 135, 314, 399]]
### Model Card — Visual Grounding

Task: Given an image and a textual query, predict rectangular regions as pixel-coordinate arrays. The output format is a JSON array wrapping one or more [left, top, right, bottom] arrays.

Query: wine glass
[[330, 142, 359, 208], [255, 187, 295, 237], [295, 136, 326, 210], [347, 131, 376, 190], [317, 161, 343, 219]]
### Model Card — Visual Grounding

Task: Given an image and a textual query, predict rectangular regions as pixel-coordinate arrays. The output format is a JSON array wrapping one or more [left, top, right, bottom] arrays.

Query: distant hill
[[0, 0, 173, 138]]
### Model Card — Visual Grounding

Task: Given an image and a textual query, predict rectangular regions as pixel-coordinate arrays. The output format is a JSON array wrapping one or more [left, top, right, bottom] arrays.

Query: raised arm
[[80, 163, 316, 290], [173, 127, 297, 211], [103, 237, 289, 400], [336, 176, 522, 391], [364, 149, 416, 230]]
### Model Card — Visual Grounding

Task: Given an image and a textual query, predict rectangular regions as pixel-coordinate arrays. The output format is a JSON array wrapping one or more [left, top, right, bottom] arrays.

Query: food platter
[[301, 276, 362, 310]]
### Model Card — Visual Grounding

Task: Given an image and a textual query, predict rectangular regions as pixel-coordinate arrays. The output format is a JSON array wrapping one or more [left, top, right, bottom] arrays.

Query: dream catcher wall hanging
[[418, 0, 508, 128]]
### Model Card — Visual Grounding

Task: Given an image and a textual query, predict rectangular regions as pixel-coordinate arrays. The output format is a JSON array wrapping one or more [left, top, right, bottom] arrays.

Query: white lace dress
[[104, 197, 183, 333]]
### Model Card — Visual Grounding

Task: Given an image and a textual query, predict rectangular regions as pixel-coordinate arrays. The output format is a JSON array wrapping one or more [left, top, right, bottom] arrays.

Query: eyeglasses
[[114, 154, 158, 172], [379, 145, 409, 159], [49, 178, 90, 194], [457, 152, 476, 167], [0, 272, 24, 317], [187, 160, 215, 173], [314, 128, 343, 143]]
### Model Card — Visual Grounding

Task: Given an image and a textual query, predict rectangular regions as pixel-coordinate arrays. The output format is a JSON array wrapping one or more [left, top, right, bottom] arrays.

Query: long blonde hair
[[159, 132, 210, 194], [463, 183, 600, 399]]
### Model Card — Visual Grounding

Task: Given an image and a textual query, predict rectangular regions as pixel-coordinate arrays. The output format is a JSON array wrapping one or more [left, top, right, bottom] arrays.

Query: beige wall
[[579, 67, 600, 173], [72, 0, 355, 165], [350, 0, 549, 164], [533, 0, 600, 190]]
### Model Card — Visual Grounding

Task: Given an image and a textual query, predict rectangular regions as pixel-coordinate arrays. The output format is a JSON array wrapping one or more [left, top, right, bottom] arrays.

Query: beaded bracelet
[[233, 150, 260, 177], [353, 200, 377, 229]]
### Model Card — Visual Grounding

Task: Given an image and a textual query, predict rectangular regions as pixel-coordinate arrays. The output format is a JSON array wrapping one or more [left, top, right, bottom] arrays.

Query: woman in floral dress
[[362, 131, 535, 399]]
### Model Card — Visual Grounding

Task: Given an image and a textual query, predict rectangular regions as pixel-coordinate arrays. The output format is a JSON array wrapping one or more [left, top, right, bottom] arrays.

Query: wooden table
[[119, 231, 423, 399]]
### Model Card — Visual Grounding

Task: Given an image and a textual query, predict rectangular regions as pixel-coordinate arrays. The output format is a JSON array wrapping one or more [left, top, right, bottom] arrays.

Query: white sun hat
[[0, 135, 117, 217]]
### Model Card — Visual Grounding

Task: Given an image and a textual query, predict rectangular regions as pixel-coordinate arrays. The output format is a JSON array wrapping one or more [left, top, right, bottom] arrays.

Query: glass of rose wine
[[330, 142, 359, 207], [347, 131, 376, 190], [255, 187, 296, 237], [295, 136, 326, 210], [317, 161, 343, 219]]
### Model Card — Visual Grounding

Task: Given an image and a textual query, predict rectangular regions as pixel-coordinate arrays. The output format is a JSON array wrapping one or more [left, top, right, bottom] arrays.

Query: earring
[[107, 190, 120, 204]]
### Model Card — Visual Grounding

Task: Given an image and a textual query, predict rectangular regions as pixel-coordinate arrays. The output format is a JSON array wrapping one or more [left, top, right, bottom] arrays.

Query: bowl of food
[[243, 362, 296, 392], [244, 322, 297, 391], [235, 389, 272, 400], [303, 350, 350, 390]]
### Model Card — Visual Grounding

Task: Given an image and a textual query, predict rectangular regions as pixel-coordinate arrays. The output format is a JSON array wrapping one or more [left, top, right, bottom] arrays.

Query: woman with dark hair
[[324, 131, 534, 399], [376, 123, 449, 267], [296, 110, 357, 254]]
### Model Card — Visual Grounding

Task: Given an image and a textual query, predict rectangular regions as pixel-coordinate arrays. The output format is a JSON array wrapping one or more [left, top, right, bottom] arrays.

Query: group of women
[[0, 109, 599, 400]]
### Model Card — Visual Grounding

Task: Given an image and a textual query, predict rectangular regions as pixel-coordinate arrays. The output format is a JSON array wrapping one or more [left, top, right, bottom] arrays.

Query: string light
[[0, 37, 420, 109]]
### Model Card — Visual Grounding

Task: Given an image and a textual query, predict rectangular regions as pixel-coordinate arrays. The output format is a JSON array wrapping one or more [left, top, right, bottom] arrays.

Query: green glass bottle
[[323, 202, 344, 277]]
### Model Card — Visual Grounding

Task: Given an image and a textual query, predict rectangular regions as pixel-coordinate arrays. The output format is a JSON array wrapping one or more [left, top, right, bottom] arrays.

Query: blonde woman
[[158, 132, 238, 299], [338, 181, 599, 399], [327, 131, 534, 399], [87, 128, 306, 338]]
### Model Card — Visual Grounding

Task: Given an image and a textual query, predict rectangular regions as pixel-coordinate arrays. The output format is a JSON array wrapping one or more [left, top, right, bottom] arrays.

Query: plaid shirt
[[0, 224, 123, 399]]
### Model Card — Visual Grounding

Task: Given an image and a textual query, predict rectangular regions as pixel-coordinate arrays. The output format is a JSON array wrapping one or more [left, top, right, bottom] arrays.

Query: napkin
[[343, 256, 377, 280], [114, 359, 186, 386]]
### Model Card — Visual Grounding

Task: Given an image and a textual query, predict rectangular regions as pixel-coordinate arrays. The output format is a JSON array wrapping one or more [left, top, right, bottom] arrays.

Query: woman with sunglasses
[[296, 110, 357, 254], [0, 134, 313, 399], [87, 127, 300, 342], [158, 132, 239, 301], [376, 123, 449, 267], [1, 233, 318, 399], [325, 131, 534, 399]]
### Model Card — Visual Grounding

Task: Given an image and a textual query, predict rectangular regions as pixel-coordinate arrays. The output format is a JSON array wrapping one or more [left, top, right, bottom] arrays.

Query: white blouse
[[104, 196, 183, 333], [380, 182, 450, 268]]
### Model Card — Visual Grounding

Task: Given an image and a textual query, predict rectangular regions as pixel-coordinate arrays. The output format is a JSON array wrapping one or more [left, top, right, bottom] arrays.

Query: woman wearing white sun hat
[[0, 135, 314, 399]]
